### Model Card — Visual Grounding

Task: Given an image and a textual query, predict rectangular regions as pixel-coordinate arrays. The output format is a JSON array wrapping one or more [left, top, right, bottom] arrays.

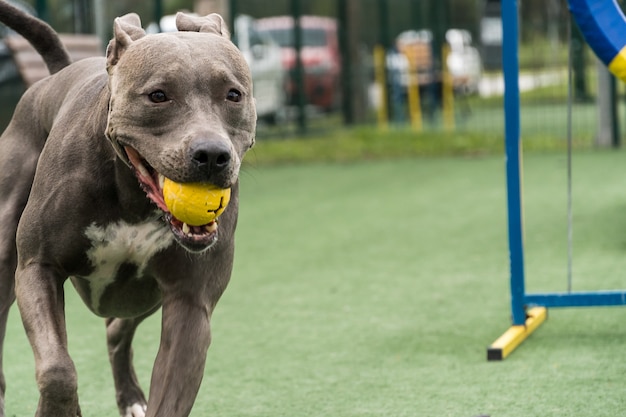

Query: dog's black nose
[[190, 140, 231, 174]]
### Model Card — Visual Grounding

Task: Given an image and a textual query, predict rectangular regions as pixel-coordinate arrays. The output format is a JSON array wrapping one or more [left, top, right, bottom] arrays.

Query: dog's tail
[[0, 0, 71, 74]]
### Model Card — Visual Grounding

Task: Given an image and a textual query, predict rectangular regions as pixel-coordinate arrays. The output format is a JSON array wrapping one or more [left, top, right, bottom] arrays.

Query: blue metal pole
[[525, 290, 626, 308], [502, 0, 526, 325]]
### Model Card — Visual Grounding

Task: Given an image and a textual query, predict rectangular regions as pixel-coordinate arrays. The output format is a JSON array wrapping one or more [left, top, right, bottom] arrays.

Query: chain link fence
[[0, 0, 620, 147]]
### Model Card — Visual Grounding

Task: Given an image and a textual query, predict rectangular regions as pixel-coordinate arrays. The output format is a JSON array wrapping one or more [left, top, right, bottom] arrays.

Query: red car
[[255, 16, 341, 111]]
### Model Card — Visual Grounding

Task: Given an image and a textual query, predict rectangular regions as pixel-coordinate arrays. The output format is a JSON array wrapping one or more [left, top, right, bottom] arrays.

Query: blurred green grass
[[5, 150, 626, 416], [247, 121, 594, 167], [249, 79, 605, 167]]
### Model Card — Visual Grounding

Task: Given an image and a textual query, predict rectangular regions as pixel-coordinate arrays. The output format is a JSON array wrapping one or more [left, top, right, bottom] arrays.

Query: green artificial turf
[[5, 150, 626, 416]]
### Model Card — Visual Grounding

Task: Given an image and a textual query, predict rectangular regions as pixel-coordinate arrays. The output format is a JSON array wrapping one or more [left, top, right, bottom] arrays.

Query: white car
[[152, 14, 286, 124], [234, 15, 286, 124]]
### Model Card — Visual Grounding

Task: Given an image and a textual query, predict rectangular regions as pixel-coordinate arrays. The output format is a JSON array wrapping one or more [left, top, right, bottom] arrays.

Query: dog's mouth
[[124, 146, 218, 252]]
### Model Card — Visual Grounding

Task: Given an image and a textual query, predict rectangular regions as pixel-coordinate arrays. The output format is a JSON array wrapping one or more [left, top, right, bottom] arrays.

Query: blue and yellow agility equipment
[[488, 0, 626, 360], [569, 0, 626, 82]]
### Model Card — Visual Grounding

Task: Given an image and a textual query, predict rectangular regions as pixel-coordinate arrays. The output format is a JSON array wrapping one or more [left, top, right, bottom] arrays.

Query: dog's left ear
[[106, 13, 146, 70], [175, 12, 230, 39]]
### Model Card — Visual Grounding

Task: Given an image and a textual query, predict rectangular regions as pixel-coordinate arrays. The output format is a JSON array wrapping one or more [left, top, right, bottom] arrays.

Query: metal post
[[154, 0, 163, 32], [378, 0, 390, 49], [377, 0, 391, 124], [291, 0, 306, 133], [94, 0, 106, 47], [73, 0, 91, 33], [410, 0, 423, 30], [611, 75, 620, 148], [570, 15, 589, 100], [427, 0, 447, 123], [35, 0, 48, 23], [229, 0, 239, 38], [374, 45, 388, 129], [338, 0, 353, 125], [501, 0, 526, 326], [596, 61, 618, 148], [430, 0, 445, 69]]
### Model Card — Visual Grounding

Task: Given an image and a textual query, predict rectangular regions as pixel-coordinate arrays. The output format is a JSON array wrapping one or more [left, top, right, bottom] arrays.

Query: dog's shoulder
[[25, 57, 110, 136]]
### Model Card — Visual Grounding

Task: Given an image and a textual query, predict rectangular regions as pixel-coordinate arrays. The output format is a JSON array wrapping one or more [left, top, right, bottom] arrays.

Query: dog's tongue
[[124, 146, 168, 211]]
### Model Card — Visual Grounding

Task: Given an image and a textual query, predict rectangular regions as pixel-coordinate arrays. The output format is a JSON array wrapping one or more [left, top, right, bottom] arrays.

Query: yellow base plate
[[487, 307, 548, 361]]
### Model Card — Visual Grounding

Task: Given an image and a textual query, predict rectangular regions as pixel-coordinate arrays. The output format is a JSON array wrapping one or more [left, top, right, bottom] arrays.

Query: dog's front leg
[[0, 262, 15, 417], [145, 295, 211, 417], [107, 314, 151, 417], [15, 265, 79, 417]]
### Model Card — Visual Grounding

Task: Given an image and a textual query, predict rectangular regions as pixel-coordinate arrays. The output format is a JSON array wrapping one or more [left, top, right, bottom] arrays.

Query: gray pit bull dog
[[0, 1, 256, 416]]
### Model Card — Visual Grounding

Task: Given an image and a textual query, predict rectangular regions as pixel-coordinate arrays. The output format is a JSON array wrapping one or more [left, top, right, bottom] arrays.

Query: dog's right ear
[[175, 13, 230, 39], [106, 13, 146, 70]]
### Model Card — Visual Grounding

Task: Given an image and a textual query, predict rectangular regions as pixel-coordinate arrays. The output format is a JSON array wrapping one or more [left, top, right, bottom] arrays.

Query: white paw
[[124, 403, 147, 417]]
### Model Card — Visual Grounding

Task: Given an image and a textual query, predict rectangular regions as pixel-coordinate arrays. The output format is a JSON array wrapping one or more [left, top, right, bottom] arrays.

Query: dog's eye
[[226, 89, 242, 103], [148, 90, 168, 103]]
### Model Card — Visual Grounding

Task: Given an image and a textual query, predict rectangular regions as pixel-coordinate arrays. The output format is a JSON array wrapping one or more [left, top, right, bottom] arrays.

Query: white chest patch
[[83, 218, 174, 309]]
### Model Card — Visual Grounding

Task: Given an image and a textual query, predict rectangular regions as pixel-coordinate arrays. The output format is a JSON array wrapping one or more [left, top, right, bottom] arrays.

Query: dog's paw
[[124, 403, 147, 417]]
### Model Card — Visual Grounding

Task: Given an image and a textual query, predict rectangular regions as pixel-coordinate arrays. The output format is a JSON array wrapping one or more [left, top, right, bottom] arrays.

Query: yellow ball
[[162, 178, 231, 226]]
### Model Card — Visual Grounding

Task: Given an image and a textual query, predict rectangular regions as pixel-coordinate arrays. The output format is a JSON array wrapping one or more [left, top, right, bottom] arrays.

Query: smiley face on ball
[[162, 178, 231, 226]]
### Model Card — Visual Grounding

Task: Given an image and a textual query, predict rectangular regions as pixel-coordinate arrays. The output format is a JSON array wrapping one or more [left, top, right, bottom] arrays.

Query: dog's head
[[104, 12, 256, 252]]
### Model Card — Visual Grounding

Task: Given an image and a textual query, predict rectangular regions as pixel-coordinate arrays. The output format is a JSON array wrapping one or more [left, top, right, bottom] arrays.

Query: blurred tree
[[166, 0, 194, 13], [25, 0, 195, 34], [229, 0, 489, 48], [519, 0, 569, 42], [26, 0, 548, 50]]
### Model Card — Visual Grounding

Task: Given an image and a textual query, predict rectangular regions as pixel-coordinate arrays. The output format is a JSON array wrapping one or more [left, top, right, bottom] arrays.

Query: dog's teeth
[[206, 223, 217, 233], [137, 163, 150, 178], [182, 223, 190, 234], [158, 174, 165, 189]]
